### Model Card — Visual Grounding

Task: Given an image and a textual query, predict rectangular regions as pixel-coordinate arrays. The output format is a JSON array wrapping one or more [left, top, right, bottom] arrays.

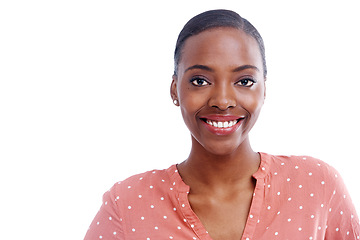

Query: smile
[[205, 119, 239, 128], [199, 115, 244, 135]]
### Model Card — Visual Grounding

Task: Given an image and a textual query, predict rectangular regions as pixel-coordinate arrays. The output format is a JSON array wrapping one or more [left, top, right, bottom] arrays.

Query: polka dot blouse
[[84, 152, 360, 239]]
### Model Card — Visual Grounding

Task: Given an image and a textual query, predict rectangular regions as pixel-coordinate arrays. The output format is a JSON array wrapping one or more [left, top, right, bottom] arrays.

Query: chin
[[199, 136, 247, 157]]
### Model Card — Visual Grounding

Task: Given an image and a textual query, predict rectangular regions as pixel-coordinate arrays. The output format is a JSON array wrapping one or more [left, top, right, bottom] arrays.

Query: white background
[[1, 0, 359, 239]]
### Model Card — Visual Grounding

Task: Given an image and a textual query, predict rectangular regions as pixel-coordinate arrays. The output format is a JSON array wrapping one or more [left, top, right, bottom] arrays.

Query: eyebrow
[[185, 64, 214, 73], [232, 65, 260, 72], [184, 64, 260, 73]]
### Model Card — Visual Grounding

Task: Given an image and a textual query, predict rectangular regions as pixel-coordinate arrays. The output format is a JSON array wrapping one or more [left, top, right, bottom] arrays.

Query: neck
[[178, 137, 260, 190]]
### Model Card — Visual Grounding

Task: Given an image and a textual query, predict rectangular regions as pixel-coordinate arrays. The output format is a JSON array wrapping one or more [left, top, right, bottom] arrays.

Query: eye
[[236, 78, 256, 87], [190, 77, 210, 87]]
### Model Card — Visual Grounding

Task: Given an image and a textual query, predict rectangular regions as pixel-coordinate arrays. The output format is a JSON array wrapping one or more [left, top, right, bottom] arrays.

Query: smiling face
[[171, 27, 266, 156]]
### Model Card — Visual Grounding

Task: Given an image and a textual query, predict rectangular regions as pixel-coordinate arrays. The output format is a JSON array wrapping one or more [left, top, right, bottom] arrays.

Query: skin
[[170, 27, 266, 240]]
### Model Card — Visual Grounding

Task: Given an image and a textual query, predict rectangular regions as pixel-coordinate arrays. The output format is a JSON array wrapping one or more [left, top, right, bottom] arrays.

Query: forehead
[[178, 28, 263, 73]]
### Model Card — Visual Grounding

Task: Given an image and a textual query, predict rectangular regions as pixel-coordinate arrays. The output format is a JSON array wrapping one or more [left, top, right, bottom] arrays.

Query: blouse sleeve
[[84, 184, 124, 240], [325, 166, 360, 239]]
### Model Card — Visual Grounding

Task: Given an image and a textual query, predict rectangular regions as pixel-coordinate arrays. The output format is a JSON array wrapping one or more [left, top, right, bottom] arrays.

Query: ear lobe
[[170, 75, 179, 105]]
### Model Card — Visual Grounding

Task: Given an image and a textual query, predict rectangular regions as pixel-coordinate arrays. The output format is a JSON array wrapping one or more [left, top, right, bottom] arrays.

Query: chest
[[188, 190, 254, 240]]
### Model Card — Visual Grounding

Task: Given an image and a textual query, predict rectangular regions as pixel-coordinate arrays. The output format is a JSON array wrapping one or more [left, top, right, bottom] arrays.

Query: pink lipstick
[[199, 115, 244, 135]]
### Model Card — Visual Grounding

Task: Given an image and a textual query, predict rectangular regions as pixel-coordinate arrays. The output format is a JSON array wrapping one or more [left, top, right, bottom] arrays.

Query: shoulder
[[264, 153, 339, 180], [108, 165, 176, 203], [261, 152, 341, 197]]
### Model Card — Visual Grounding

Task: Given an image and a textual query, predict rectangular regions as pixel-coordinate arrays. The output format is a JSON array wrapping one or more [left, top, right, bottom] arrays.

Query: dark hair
[[174, 9, 267, 77]]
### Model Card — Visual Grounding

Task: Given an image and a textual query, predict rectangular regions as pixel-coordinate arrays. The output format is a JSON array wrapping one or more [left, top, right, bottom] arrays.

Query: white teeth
[[205, 120, 238, 128]]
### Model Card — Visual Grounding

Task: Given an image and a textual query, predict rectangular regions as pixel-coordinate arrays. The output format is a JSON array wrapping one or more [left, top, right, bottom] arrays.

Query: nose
[[208, 82, 236, 110]]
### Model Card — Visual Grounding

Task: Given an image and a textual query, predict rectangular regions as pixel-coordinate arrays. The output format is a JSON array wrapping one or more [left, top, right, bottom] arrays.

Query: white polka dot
[[299, 206, 303, 209], [191, 224, 195, 228], [160, 197, 164, 200], [250, 214, 253, 218], [96, 221, 100, 225], [309, 172, 312, 176], [104, 201, 107, 205], [274, 172, 278, 175], [275, 232, 278, 235], [182, 204, 185, 207], [299, 227, 302, 231], [149, 185, 153, 189], [262, 167, 265, 171], [299, 185, 303, 188], [287, 178, 291, 182], [318, 226, 321, 230], [321, 204, 324, 207], [173, 208, 177, 211], [177, 226, 181, 230], [309, 237, 313, 240], [139, 177, 143, 180], [281, 163, 285, 165], [321, 181, 325, 185], [138, 195, 142, 198], [99, 236, 102, 239], [336, 228, 339, 231], [154, 226, 158, 230], [303, 157, 307, 160], [128, 206, 131, 209], [169, 236, 173, 239], [310, 193, 314, 197], [109, 216, 112, 220], [295, 166, 299, 169], [163, 216, 167, 219], [267, 206, 271, 210], [277, 192, 281, 195], [288, 197, 292, 201], [113, 232, 116, 235], [288, 218, 291, 222], [311, 215, 315, 219], [132, 228, 135, 232], [127, 185, 131, 189], [141, 216, 144, 220], [150, 205, 154, 208], [340, 211, 344, 215]]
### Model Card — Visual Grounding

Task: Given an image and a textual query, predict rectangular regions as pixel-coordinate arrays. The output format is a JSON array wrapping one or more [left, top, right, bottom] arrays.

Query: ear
[[170, 75, 179, 106], [263, 77, 267, 101]]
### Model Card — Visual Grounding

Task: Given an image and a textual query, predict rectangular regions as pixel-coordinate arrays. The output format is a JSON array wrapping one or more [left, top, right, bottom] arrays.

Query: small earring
[[173, 99, 178, 105]]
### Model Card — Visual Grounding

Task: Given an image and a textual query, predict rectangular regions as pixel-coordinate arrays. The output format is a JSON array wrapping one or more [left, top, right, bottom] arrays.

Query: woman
[[84, 9, 359, 240]]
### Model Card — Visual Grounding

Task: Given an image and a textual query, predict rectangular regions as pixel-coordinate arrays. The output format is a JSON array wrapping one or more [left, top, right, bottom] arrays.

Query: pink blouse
[[84, 152, 360, 239]]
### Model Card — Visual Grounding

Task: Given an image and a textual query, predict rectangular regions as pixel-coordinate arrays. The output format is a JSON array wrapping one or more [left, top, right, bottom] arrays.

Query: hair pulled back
[[174, 9, 267, 77]]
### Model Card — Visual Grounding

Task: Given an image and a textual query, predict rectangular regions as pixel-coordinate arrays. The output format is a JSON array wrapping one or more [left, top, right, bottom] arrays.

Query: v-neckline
[[168, 152, 270, 240]]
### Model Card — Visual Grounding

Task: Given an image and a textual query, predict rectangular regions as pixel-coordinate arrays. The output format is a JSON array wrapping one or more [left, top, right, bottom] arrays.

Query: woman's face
[[171, 27, 266, 156]]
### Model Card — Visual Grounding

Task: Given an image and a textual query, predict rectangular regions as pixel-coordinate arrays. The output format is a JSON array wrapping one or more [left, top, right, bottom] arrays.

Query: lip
[[199, 114, 245, 136]]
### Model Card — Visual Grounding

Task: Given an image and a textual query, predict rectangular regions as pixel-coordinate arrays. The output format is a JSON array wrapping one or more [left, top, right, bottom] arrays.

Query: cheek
[[240, 88, 265, 118]]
